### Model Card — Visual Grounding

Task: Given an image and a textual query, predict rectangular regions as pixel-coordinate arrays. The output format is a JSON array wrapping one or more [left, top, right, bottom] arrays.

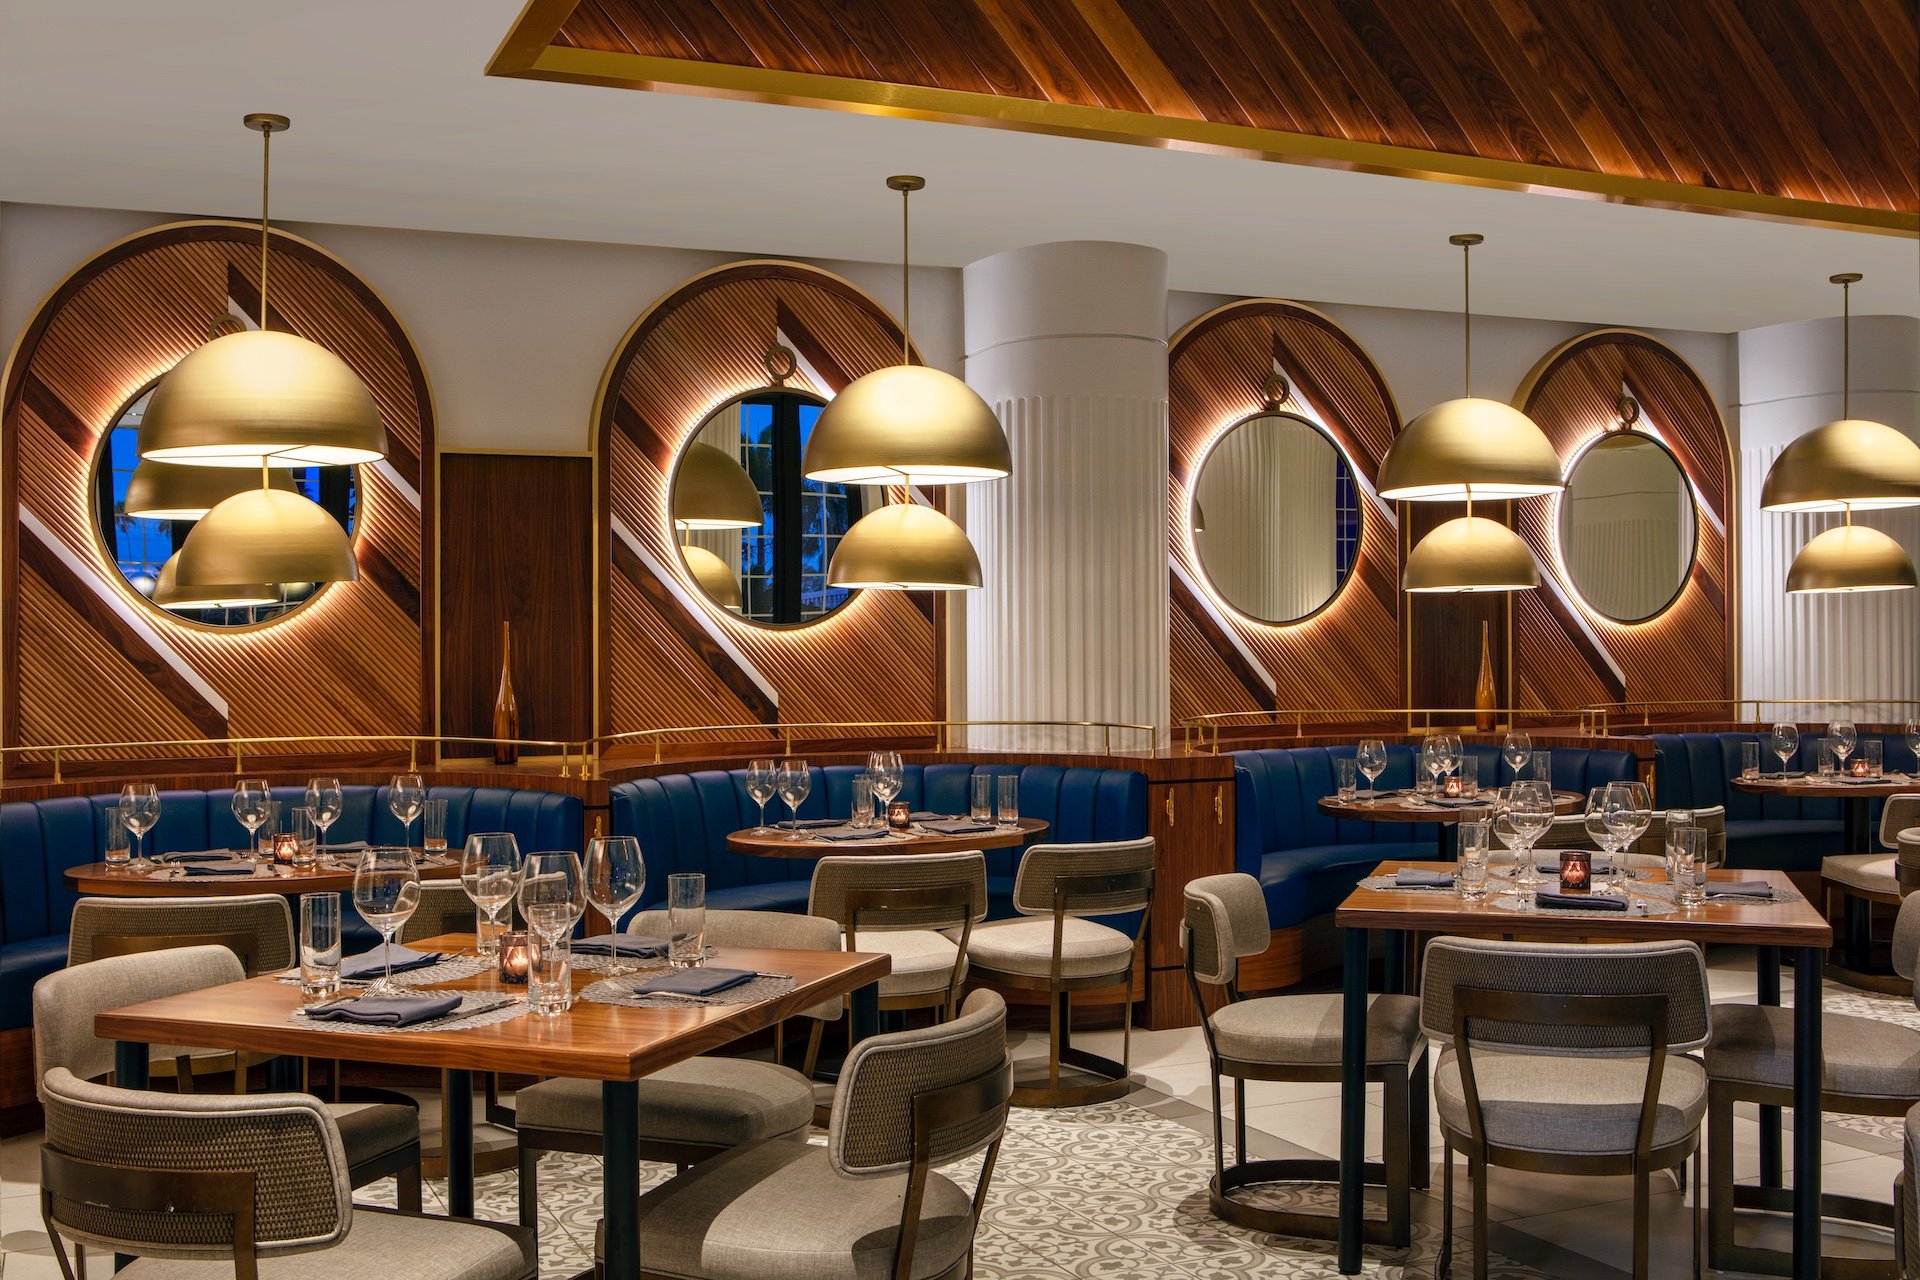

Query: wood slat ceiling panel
[[540, 0, 1918, 218]]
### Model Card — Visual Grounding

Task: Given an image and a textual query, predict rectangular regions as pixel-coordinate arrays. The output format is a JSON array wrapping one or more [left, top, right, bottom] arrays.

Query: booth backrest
[[1648, 731, 1919, 821], [610, 763, 1149, 907]]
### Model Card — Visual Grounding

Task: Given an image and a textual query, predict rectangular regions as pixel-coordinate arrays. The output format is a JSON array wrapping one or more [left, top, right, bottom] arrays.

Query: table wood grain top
[[1335, 864, 1831, 949], [1731, 774, 1918, 799], [94, 932, 891, 1080], [67, 854, 465, 897], [1316, 791, 1582, 824], [727, 816, 1047, 858]]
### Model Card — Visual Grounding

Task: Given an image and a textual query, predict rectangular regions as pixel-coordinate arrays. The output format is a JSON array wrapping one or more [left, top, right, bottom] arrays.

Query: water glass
[[970, 774, 993, 821], [1817, 738, 1836, 776], [1865, 738, 1885, 777], [996, 775, 1020, 826], [291, 807, 318, 867], [1334, 758, 1357, 800], [421, 798, 448, 853], [1741, 741, 1760, 779], [528, 932, 573, 1016], [103, 805, 130, 865], [1528, 752, 1554, 784], [1665, 825, 1700, 891], [668, 873, 706, 969], [299, 892, 342, 1000], [254, 800, 282, 860], [851, 776, 875, 828], [1457, 820, 1491, 900], [1414, 749, 1437, 796]]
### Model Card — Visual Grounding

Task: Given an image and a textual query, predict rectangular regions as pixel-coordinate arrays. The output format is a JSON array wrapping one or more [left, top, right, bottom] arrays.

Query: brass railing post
[[409, 739, 419, 771], [52, 747, 62, 784], [234, 742, 243, 776]]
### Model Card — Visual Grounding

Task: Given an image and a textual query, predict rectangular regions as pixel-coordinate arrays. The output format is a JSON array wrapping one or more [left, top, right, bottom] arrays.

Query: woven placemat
[[289, 992, 530, 1034], [279, 953, 496, 988], [1489, 891, 1677, 919], [1358, 875, 1458, 893], [580, 972, 796, 1009]]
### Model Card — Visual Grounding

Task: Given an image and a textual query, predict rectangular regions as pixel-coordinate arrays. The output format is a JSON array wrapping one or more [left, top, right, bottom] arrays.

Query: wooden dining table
[[726, 815, 1047, 858], [1732, 772, 1917, 855], [94, 932, 891, 1280], [66, 852, 463, 897], [1332, 864, 1831, 1276], [1316, 789, 1583, 859]]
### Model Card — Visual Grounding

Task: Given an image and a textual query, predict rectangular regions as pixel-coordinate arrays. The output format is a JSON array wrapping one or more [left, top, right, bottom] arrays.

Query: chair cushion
[[517, 1057, 813, 1148], [857, 930, 964, 998], [1708, 1005, 1920, 1098], [613, 1139, 976, 1280], [329, 1101, 419, 1167], [960, 916, 1133, 980], [1823, 853, 1900, 896], [1210, 993, 1423, 1067], [1434, 1047, 1706, 1155], [705, 882, 815, 913], [117, 1207, 530, 1280]]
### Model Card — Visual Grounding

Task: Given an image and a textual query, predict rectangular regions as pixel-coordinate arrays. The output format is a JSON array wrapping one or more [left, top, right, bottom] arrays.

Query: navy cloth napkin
[[1427, 795, 1487, 808], [1834, 775, 1885, 785], [780, 818, 842, 830], [1706, 881, 1775, 898], [339, 943, 442, 981], [305, 993, 463, 1027], [1394, 869, 1454, 887], [1535, 891, 1626, 911], [630, 967, 756, 997], [156, 850, 235, 863], [811, 826, 889, 841], [180, 863, 258, 877], [910, 811, 960, 822], [920, 819, 996, 834], [569, 934, 666, 957]]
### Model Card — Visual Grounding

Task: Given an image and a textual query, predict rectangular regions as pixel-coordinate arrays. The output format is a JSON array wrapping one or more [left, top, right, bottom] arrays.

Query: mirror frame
[[1188, 407, 1363, 627], [1554, 427, 1699, 625], [668, 384, 865, 630]]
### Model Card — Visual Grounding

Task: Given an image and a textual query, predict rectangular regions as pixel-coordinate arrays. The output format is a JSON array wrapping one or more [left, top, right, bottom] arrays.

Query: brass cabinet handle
[[1165, 793, 1175, 826], [1215, 787, 1224, 824]]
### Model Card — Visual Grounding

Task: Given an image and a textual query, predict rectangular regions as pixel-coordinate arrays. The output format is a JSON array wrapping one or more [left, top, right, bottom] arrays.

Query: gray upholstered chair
[[1707, 891, 1920, 1277], [515, 909, 839, 1243], [34, 946, 423, 1211], [1532, 806, 1727, 869], [38, 1066, 533, 1280], [1822, 794, 1920, 991], [960, 837, 1155, 1107], [1182, 873, 1427, 1246], [595, 989, 1012, 1280], [809, 852, 986, 1021], [1420, 936, 1709, 1280], [399, 881, 478, 944], [1902, 1102, 1920, 1280]]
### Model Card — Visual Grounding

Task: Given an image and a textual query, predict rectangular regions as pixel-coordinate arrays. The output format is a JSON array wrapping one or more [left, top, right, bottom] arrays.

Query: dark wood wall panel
[[1404, 503, 1511, 712], [1512, 330, 1734, 716], [1168, 301, 1401, 726], [1, 222, 435, 766], [597, 261, 939, 741], [441, 454, 592, 745]]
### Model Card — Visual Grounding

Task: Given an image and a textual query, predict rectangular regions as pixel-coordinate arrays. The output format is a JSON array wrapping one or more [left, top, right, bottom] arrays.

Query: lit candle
[[1559, 850, 1591, 892], [498, 932, 531, 983], [888, 801, 912, 832], [272, 832, 299, 867], [1852, 759, 1870, 777], [1444, 776, 1463, 798]]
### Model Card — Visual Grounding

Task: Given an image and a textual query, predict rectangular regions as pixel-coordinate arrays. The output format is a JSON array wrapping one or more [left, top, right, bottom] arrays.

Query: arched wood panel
[[0, 221, 435, 765], [1168, 300, 1401, 725], [1513, 329, 1734, 714], [595, 261, 939, 741]]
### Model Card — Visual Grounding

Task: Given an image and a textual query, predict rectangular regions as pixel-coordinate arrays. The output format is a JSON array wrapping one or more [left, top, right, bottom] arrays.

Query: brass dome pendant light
[[803, 176, 1010, 485], [1786, 523, 1918, 594], [151, 552, 278, 611], [138, 114, 388, 468], [679, 543, 745, 610], [126, 459, 293, 521], [673, 443, 764, 529], [826, 502, 982, 591], [1403, 511, 1539, 593], [175, 468, 359, 589]]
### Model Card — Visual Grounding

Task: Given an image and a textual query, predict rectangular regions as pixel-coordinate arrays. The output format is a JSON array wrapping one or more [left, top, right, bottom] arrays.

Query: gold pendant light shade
[[1760, 418, 1920, 512], [174, 489, 358, 588], [1784, 524, 1917, 593], [125, 457, 295, 520], [151, 552, 278, 610], [1377, 398, 1564, 501], [680, 544, 744, 610], [803, 364, 1011, 484], [673, 443, 764, 529], [1403, 515, 1539, 592], [137, 329, 388, 468], [826, 502, 981, 591]]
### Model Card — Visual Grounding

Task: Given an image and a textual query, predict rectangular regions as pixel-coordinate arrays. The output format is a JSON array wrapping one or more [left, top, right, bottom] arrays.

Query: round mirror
[[92, 385, 358, 625], [1191, 411, 1361, 623], [672, 388, 868, 625], [1557, 432, 1696, 622]]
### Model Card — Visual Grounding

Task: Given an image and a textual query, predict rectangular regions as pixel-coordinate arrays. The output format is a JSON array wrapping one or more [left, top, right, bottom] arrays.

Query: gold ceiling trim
[[487, 11, 1915, 239]]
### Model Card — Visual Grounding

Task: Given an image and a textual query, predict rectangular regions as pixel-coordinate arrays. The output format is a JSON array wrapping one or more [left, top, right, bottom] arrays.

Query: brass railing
[[589, 718, 1159, 764], [1178, 706, 1607, 755], [1582, 697, 1920, 734], [0, 734, 585, 785]]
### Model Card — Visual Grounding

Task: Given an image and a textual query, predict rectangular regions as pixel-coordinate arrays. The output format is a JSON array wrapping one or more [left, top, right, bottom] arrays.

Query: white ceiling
[[1, 0, 1915, 333]]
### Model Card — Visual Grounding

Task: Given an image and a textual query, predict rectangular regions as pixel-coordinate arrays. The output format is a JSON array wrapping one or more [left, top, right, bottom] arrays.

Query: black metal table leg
[[1845, 892, 1875, 971], [445, 1068, 474, 1217], [114, 1041, 148, 1090], [1338, 924, 1369, 1274], [266, 1055, 300, 1092], [1757, 946, 1783, 1188], [851, 978, 880, 1046], [1792, 945, 1824, 1280], [1382, 932, 1407, 996], [602, 1079, 640, 1280], [1438, 823, 1458, 862]]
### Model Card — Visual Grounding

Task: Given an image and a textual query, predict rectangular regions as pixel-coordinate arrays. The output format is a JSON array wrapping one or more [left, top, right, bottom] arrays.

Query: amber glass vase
[[493, 620, 520, 764], [1473, 621, 1497, 732]]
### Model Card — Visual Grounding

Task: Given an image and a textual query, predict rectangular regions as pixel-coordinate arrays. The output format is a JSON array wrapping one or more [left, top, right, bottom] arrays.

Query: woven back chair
[[399, 881, 478, 945], [809, 852, 987, 1020], [68, 894, 294, 975]]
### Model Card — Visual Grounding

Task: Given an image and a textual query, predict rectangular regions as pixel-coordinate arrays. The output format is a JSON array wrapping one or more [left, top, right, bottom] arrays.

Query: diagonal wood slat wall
[[597, 261, 938, 740], [1168, 300, 1400, 725], [1512, 330, 1733, 716], [1, 222, 435, 765]]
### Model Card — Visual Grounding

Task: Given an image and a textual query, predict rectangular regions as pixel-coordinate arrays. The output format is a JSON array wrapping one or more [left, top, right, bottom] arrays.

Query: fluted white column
[[962, 242, 1169, 753], [1738, 314, 1920, 723]]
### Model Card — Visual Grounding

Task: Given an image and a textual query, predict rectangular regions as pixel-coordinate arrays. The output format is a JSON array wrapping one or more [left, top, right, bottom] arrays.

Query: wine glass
[[304, 777, 343, 862], [352, 848, 422, 997], [777, 761, 813, 840], [1420, 734, 1444, 792], [1585, 785, 1629, 892], [1490, 795, 1527, 882], [120, 782, 159, 872], [461, 832, 522, 956], [1506, 781, 1554, 890], [1439, 734, 1465, 788], [1608, 781, 1653, 891], [389, 773, 426, 851], [745, 759, 777, 833], [231, 779, 271, 861], [586, 836, 647, 974], [1501, 730, 1533, 779], [1829, 720, 1857, 772], [867, 751, 904, 811], [1356, 739, 1387, 800], [1768, 722, 1798, 777], [519, 851, 587, 944]]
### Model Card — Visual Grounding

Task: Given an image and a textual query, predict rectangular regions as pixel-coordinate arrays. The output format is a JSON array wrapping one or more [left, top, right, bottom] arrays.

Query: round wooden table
[[1318, 789, 1583, 859], [726, 816, 1048, 858], [65, 853, 463, 897]]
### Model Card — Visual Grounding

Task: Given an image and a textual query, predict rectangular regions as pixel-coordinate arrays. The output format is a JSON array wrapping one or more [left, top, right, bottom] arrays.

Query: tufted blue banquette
[[0, 784, 581, 1031], [1232, 744, 1638, 931], [611, 763, 1149, 916], [1649, 732, 1919, 870]]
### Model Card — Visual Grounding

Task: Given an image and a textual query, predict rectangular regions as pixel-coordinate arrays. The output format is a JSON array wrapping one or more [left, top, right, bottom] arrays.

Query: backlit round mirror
[[672, 388, 869, 625], [1557, 432, 1696, 622], [92, 385, 358, 625], [1191, 411, 1361, 624]]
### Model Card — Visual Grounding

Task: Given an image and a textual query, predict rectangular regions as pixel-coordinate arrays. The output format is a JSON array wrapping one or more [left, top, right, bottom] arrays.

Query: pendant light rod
[[1450, 233, 1483, 398], [887, 175, 924, 367], [1832, 272, 1862, 418], [243, 113, 290, 328]]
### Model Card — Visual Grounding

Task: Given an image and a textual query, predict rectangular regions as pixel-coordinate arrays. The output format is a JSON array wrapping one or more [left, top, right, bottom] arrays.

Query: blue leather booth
[[611, 763, 1149, 917], [1233, 744, 1638, 931], [1649, 732, 1919, 870], [0, 783, 581, 1032]]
